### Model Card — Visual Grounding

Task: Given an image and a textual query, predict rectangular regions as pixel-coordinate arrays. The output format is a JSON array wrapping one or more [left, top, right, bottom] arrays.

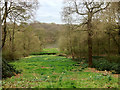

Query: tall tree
[[62, 0, 109, 66]]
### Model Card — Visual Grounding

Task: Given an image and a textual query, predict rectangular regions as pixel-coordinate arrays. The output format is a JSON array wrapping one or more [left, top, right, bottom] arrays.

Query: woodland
[[0, 0, 120, 88]]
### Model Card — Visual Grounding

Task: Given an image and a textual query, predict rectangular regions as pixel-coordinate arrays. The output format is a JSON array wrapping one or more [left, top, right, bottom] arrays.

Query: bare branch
[[74, 1, 87, 15], [1, 2, 12, 23], [93, 3, 110, 14], [91, 2, 104, 10], [84, 2, 90, 12]]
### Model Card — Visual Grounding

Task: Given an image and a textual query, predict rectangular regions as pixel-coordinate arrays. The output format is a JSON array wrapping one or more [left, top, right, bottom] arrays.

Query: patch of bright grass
[[30, 48, 60, 55], [43, 48, 59, 53], [2, 55, 118, 88]]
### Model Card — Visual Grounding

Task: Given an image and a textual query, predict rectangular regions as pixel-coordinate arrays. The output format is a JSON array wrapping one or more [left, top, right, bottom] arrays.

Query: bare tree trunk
[[118, 27, 120, 55], [0, 2, 2, 80], [88, 30, 92, 66], [96, 32, 100, 56], [97, 37, 100, 56], [78, 42, 81, 58], [2, 2, 7, 49], [12, 20, 16, 52], [118, 2, 120, 55], [88, 14, 93, 67], [69, 35, 74, 60], [108, 30, 111, 58]]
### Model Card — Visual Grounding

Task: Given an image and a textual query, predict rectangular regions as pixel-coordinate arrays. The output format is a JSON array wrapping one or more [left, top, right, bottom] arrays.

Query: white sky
[[34, 0, 64, 24]]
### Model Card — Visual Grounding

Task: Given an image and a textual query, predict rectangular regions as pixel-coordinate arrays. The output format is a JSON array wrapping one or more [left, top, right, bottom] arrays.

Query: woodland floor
[[2, 48, 119, 88]]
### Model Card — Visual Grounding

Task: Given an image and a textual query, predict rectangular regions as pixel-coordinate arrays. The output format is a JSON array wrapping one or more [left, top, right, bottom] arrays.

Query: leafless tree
[[62, 0, 109, 66]]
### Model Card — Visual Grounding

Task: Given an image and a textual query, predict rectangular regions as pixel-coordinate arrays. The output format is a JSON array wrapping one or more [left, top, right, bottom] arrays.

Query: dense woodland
[[0, 0, 120, 88], [2, 22, 64, 60]]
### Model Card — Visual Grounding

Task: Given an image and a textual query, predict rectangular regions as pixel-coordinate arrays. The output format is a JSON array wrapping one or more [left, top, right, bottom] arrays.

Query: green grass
[[43, 48, 60, 53], [2, 54, 118, 88], [30, 48, 60, 55]]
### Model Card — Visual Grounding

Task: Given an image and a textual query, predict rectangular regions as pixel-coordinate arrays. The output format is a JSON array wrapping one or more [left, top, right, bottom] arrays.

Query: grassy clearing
[[2, 55, 118, 88], [30, 48, 60, 55]]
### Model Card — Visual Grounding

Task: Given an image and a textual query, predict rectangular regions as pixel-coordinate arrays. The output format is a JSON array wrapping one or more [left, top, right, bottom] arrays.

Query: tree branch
[[93, 3, 110, 14], [84, 2, 90, 12], [74, 1, 87, 15], [1, 2, 12, 24], [91, 2, 104, 10]]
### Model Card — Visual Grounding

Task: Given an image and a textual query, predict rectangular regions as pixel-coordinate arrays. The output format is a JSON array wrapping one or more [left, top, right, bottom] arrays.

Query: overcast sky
[[34, 0, 64, 24]]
